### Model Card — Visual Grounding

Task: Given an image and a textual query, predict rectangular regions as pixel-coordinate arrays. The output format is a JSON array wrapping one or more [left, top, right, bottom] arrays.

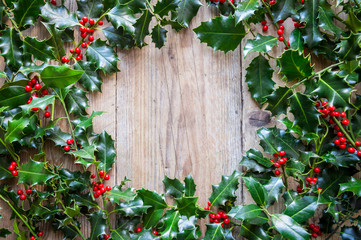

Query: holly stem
[[0, 138, 20, 162], [70, 222, 87, 240], [102, 197, 113, 231], [332, 116, 356, 148], [145, 0, 162, 22]]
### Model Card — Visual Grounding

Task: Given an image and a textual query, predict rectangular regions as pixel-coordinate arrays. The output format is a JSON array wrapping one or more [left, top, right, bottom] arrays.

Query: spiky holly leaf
[[41, 66, 84, 89], [133, 9, 153, 47], [0, 85, 31, 108], [285, 159, 305, 178], [344, 10, 361, 33], [88, 210, 107, 240], [72, 111, 103, 130], [18, 159, 55, 186], [0, 28, 22, 71], [244, 34, 277, 57], [240, 154, 268, 173], [41, 3, 79, 29], [209, 170, 240, 206], [72, 145, 96, 161], [163, 176, 185, 198], [46, 126, 72, 147], [336, 33, 361, 61], [257, 127, 304, 159], [0, 156, 13, 180], [21, 95, 55, 114], [277, 50, 313, 82], [107, 187, 136, 204], [160, 210, 181, 239], [74, 61, 102, 92], [264, 177, 285, 207], [239, 223, 270, 240], [4, 116, 30, 143], [13, 0, 44, 29], [323, 152, 360, 168], [103, 26, 135, 49], [194, 15, 246, 53], [341, 226, 361, 239], [22, 36, 54, 62], [64, 86, 89, 116], [265, 86, 292, 116], [176, 197, 198, 218], [175, 0, 202, 27], [271, 0, 296, 22], [177, 228, 201, 240], [111, 227, 133, 240], [271, 214, 310, 240], [318, 5, 343, 38], [339, 177, 361, 197], [13, 218, 27, 239], [137, 188, 167, 209], [116, 197, 151, 217], [43, 23, 66, 61], [143, 208, 164, 229], [245, 55, 275, 105], [283, 196, 318, 224], [234, 0, 259, 23], [312, 70, 352, 110], [204, 224, 225, 240], [86, 39, 120, 74], [243, 177, 268, 206], [77, 0, 103, 19], [318, 167, 355, 199], [152, 24, 167, 49], [154, 0, 180, 17], [299, 0, 323, 48], [107, 4, 136, 34], [228, 204, 262, 221], [119, 0, 146, 13], [246, 148, 273, 168], [289, 29, 304, 53], [94, 131, 116, 173], [184, 174, 196, 197]]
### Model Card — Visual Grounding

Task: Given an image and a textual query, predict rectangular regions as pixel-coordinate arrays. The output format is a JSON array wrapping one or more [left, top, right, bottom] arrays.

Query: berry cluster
[[133, 227, 158, 236], [204, 202, 230, 226], [91, 171, 111, 198], [270, 150, 287, 176], [309, 224, 322, 238], [24, 76, 51, 117], [30, 231, 44, 240], [16, 188, 32, 201], [8, 161, 18, 177], [63, 138, 83, 152]]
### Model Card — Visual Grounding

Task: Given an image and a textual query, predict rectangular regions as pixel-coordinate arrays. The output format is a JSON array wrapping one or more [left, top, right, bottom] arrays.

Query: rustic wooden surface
[[0, 1, 340, 239]]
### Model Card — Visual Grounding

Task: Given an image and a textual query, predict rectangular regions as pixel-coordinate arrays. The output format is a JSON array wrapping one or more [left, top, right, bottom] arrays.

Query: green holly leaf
[[0, 28, 22, 71], [22, 36, 55, 62], [111, 227, 133, 240], [339, 177, 361, 197], [265, 86, 292, 116], [194, 15, 246, 53], [72, 145, 96, 160], [323, 152, 360, 168], [88, 210, 107, 240], [228, 204, 262, 221], [13, 0, 44, 29], [239, 223, 270, 240], [143, 208, 164, 230], [77, 0, 103, 19], [264, 177, 285, 207], [41, 3, 79, 29], [245, 55, 275, 105], [257, 127, 304, 159], [0, 156, 13, 180], [154, 0, 180, 17], [341, 226, 361, 239], [94, 131, 116, 173], [285, 159, 305, 178], [234, 0, 259, 23], [240, 154, 268, 173], [344, 10, 361, 33], [299, 0, 323, 48], [43, 23, 66, 61], [244, 34, 277, 57], [107, 4, 136, 33], [177, 227, 201, 240], [176, 196, 198, 218], [336, 33, 361, 61], [107, 187, 136, 204], [243, 176, 268, 206], [21, 95, 55, 114], [116, 197, 151, 217], [289, 29, 304, 53], [163, 176, 185, 198], [119, 0, 146, 13], [137, 188, 167, 209], [283, 196, 318, 224], [0, 84, 31, 108], [4, 116, 30, 143], [72, 111, 103, 130], [133, 9, 153, 47], [318, 5, 343, 38], [13, 218, 27, 239], [160, 210, 181, 239], [41, 66, 84, 89], [102, 26, 135, 49], [246, 149, 273, 168], [209, 170, 240, 206], [318, 167, 354, 198], [86, 39, 120, 74], [64, 86, 89, 116], [271, 214, 310, 240], [312, 70, 352, 110], [277, 50, 313, 82], [18, 159, 55, 186], [204, 224, 225, 240], [175, 0, 202, 27], [46, 126, 72, 147], [151, 24, 168, 49], [74, 61, 102, 92], [271, 0, 296, 22], [184, 174, 196, 197]]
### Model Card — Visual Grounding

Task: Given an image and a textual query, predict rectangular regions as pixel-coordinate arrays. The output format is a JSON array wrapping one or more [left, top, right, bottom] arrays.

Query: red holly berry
[[277, 29, 283, 35], [88, 35, 94, 41], [262, 25, 268, 32], [275, 170, 281, 175], [306, 177, 312, 182], [96, 190, 101, 196], [215, 214, 221, 219], [100, 187, 106, 194], [50, 0, 56, 5], [340, 112, 346, 118], [81, 42, 87, 48], [313, 177, 318, 183], [42, 89, 49, 95], [274, 162, 280, 168], [103, 234, 110, 240], [340, 137, 346, 143], [64, 146, 70, 152], [314, 167, 321, 173], [355, 141, 361, 146], [204, 206, 209, 210], [348, 147, 355, 153], [261, 20, 267, 25], [278, 19, 284, 24], [342, 118, 349, 125], [152, 230, 158, 236], [70, 49, 75, 54], [20, 194, 26, 200], [94, 192, 99, 198], [209, 218, 214, 223], [340, 144, 347, 149], [310, 181, 316, 185], [91, 174, 96, 179], [224, 218, 230, 224], [279, 25, 285, 30], [66, 139, 72, 145], [8, 164, 15, 171], [12, 170, 18, 176], [76, 55, 82, 61], [104, 174, 110, 180], [93, 186, 98, 191], [89, 19, 95, 25], [279, 158, 285, 165], [278, 36, 284, 41], [98, 184, 104, 189], [82, 17, 88, 23], [17, 190, 23, 195], [37, 231, 43, 237], [334, 139, 340, 146], [337, 131, 343, 137], [312, 233, 318, 238], [81, 32, 87, 38], [222, 213, 227, 219], [98, 20, 103, 25], [270, 0, 276, 5], [11, 162, 17, 167], [26, 189, 32, 195], [106, 186, 112, 191], [99, 170, 105, 176], [207, 201, 211, 206], [25, 85, 32, 92], [44, 112, 51, 118], [279, 151, 285, 156], [317, 188, 323, 192], [30, 236, 35, 240], [135, 228, 142, 233]]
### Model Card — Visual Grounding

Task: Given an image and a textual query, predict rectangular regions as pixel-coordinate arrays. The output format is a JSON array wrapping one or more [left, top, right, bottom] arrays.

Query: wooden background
[[0, 1, 335, 239]]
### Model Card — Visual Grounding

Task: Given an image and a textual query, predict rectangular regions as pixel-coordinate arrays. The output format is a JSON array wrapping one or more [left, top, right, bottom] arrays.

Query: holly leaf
[[160, 210, 181, 239], [102, 26, 135, 49], [0, 28, 22, 71], [283, 196, 318, 224], [246, 148, 273, 168], [339, 177, 361, 197], [41, 3, 79, 29], [4, 116, 30, 143], [163, 176, 185, 198], [43, 22, 66, 60], [204, 224, 224, 240], [0, 156, 13, 180], [86, 39, 120, 74], [184, 174, 196, 197], [234, 0, 260, 23], [323, 152, 360, 168], [239, 223, 270, 240], [244, 34, 277, 57], [299, 0, 323, 48], [111, 228, 133, 240], [64, 86, 89, 116], [174, 0, 202, 27], [336, 33, 361, 61], [176, 196, 198, 218], [344, 10, 361, 33], [243, 176, 268, 206], [143, 208, 164, 229], [46, 126, 72, 147], [116, 197, 151, 217], [289, 29, 304, 53], [21, 95, 55, 114], [228, 204, 262, 221], [118, 0, 146, 13], [271, 214, 310, 240], [94, 131, 116, 173], [194, 15, 246, 53], [133, 9, 153, 47], [88, 210, 107, 240], [13, 0, 44, 29], [74, 61, 102, 92], [107, 187, 136, 204], [264, 177, 285, 207], [107, 4, 136, 34], [72, 145, 96, 160], [77, 0, 103, 19], [240, 154, 268, 173], [271, 0, 296, 22], [0, 85, 31, 108], [245, 55, 275, 105], [22, 36, 55, 62], [318, 167, 355, 198], [151, 24, 167, 49], [318, 5, 343, 38], [41, 66, 84, 89], [341, 226, 361, 239], [137, 188, 167, 209], [209, 170, 240, 206], [285, 159, 305, 178], [277, 50, 313, 82], [72, 111, 103, 130], [154, 0, 180, 17], [265, 86, 292, 116], [312, 70, 352, 110], [18, 159, 55, 186]]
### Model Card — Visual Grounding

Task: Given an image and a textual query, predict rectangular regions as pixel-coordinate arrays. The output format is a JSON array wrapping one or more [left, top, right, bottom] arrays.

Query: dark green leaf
[[289, 29, 304, 53], [244, 34, 277, 57], [339, 177, 361, 197], [0, 28, 22, 71], [77, 0, 103, 19], [111, 227, 133, 240], [194, 15, 246, 53], [245, 55, 275, 105], [265, 86, 292, 116], [271, 214, 310, 240], [133, 9, 153, 47], [72, 145, 96, 160], [175, 0, 202, 27], [323, 152, 360, 167], [118, 0, 146, 13], [209, 170, 240, 206], [243, 176, 268, 206], [318, 5, 343, 38], [137, 188, 167, 209], [204, 224, 225, 240], [228, 204, 262, 221], [94, 131, 116, 173], [239, 223, 270, 240], [151, 24, 167, 49], [88, 210, 107, 240], [240, 154, 268, 173], [246, 148, 273, 168], [341, 226, 361, 240], [21, 95, 55, 114], [43, 22, 66, 61], [64, 86, 89, 116], [107, 4, 136, 33], [344, 10, 361, 33], [86, 39, 120, 74], [13, 0, 44, 29], [0, 156, 13, 180], [176, 196, 198, 218], [318, 167, 354, 198], [336, 33, 361, 61], [264, 177, 284, 207], [103, 25, 135, 49], [154, 0, 180, 17], [22, 36, 55, 62], [160, 210, 181, 239], [271, 0, 296, 22], [234, 0, 260, 23], [285, 159, 305, 177], [184, 174, 196, 197], [277, 50, 313, 82], [299, 0, 323, 48], [74, 61, 102, 92], [143, 208, 164, 229], [283, 196, 318, 224], [18, 159, 55, 186], [46, 126, 72, 147], [108, 187, 136, 204], [41, 66, 84, 89], [163, 176, 185, 198], [4, 116, 30, 143], [0, 85, 31, 108], [41, 3, 79, 29], [117, 197, 151, 217], [72, 111, 103, 130]]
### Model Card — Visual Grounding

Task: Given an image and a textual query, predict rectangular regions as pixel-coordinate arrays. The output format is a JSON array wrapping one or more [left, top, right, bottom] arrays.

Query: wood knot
[[248, 110, 271, 127]]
